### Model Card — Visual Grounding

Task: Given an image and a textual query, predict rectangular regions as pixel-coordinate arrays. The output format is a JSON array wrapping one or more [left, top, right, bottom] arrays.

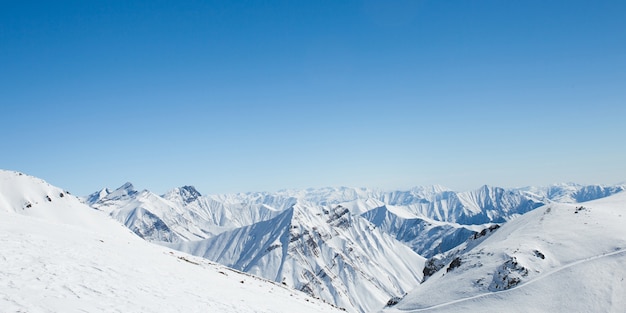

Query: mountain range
[[382, 190, 626, 313], [1, 168, 624, 312], [84, 178, 624, 312]]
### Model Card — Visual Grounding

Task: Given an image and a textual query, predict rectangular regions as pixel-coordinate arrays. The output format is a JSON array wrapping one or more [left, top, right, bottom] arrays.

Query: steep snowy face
[[162, 185, 202, 204], [257, 184, 624, 225], [102, 182, 137, 202], [195, 191, 300, 213], [85, 187, 111, 205], [87, 183, 625, 244], [452, 185, 544, 224], [375, 185, 451, 207], [163, 192, 283, 229], [171, 204, 426, 313], [240, 185, 549, 225], [90, 187, 184, 242], [361, 186, 544, 225], [87, 183, 288, 244], [572, 185, 625, 202], [383, 192, 626, 313], [361, 205, 485, 258], [517, 183, 625, 203], [87, 182, 139, 210]]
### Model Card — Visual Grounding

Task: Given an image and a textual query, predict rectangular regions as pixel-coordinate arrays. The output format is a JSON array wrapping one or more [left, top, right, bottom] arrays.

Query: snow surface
[[81, 179, 625, 312], [169, 204, 426, 313], [518, 182, 625, 203], [88, 183, 282, 242], [82, 181, 624, 248], [0, 170, 343, 313], [361, 205, 491, 258], [382, 191, 626, 313]]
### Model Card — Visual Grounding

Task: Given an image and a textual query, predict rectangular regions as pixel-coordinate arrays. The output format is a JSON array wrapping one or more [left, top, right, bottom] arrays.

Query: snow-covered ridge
[[5, 169, 623, 313], [518, 182, 625, 203], [0, 169, 344, 313], [0, 170, 125, 234], [169, 203, 426, 313], [82, 181, 625, 249], [361, 205, 489, 258], [86, 182, 625, 234], [81, 179, 624, 312], [382, 191, 626, 313]]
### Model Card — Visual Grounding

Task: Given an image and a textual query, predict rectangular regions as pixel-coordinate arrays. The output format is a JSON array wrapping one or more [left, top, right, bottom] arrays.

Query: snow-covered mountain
[[0, 170, 344, 313], [189, 183, 624, 225], [80, 178, 625, 312], [517, 182, 625, 203], [87, 183, 283, 242], [382, 191, 626, 313], [3, 169, 625, 313], [162, 186, 283, 231], [85, 182, 625, 246], [361, 205, 490, 258], [169, 204, 426, 313], [88, 183, 201, 242]]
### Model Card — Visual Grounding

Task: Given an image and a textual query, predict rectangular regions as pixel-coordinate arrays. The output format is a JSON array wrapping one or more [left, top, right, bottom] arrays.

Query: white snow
[[78, 176, 625, 313], [4, 168, 624, 313], [0, 170, 343, 313], [382, 191, 626, 313], [170, 204, 426, 313]]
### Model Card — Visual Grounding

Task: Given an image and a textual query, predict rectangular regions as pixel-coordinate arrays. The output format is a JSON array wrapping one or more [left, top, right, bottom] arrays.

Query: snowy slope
[[170, 204, 426, 313], [0, 170, 122, 234], [382, 191, 626, 313], [0, 170, 343, 313], [162, 187, 282, 231], [361, 205, 489, 258]]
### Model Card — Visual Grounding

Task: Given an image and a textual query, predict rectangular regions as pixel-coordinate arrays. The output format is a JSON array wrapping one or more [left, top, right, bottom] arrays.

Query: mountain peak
[[100, 182, 137, 201], [178, 185, 202, 203], [118, 182, 135, 191], [162, 185, 202, 204], [85, 187, 111, 205]]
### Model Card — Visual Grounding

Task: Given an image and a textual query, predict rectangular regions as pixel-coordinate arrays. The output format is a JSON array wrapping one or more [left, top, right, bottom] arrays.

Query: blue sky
[[2, 0, 625, 195]]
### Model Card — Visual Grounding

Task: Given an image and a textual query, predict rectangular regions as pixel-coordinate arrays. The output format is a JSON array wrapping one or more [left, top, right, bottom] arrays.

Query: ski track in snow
[[389, 248, 626, 312]]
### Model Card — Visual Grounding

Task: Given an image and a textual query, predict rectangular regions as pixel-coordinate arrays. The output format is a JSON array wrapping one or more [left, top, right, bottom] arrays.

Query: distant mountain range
[[84, 180, 625, 312]]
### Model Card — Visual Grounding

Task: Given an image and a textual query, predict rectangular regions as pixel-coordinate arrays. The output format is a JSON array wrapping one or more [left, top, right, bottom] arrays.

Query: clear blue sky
[[2, 0, 625, 195]]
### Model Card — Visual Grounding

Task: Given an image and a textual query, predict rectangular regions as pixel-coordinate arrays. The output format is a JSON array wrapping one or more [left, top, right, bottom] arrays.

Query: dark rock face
[[489, 257, 529, 291], [447, 257, 462, 272], [179, 186, 202, 203]]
